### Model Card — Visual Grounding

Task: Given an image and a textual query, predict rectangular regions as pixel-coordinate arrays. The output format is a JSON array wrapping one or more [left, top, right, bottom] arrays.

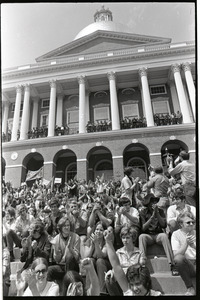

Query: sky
[[1, 2, 196, 69]]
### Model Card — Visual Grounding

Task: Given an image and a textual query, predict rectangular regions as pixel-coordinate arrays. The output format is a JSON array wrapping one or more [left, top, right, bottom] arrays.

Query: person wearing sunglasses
[[19, 219, 51, 273], [16, 257, 59, 296], [167, 188, 196, 234], [171, 211, 196, 295]]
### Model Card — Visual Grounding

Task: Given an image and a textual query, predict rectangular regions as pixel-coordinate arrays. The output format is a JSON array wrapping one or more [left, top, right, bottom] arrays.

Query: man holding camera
[[167, 151, 196, 207]]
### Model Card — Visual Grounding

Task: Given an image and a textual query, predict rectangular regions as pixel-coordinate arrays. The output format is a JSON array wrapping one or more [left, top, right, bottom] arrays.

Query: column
[[56, 94, 64, 126], [85, 91, 90, 124], [78, 76, 86, 133], [112, 156, 124, 181], [171, 64, 191, 124], [107, 71, 120, 130], [168, 80, 181, 113], [138, 68, 154, 127], [77, 158, 87, 181], [11, 85, 22, 141], [2, 101, 10, 134], [20, 84, 30, 140], [31, 97, 39, 129], [48, 80, 57, 137], [139, 83, 146, 117], [182, 62, 195, 120]]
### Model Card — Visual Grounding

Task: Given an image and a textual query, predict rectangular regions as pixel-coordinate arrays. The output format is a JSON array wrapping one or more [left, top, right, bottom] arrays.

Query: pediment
[[36, 30, 171, 62]]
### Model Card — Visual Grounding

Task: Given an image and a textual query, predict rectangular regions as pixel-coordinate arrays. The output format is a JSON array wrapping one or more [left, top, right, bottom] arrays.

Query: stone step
[[146, 256, 170, 273], [151, 272, 196, 295]]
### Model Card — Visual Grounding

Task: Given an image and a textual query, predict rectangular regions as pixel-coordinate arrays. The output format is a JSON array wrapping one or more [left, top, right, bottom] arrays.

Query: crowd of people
[[2, 111, 183, 143], [2, 150, 196, 296]]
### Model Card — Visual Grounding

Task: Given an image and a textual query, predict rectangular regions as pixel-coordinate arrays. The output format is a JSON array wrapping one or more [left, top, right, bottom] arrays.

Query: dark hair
[[30, 218, 45, 234], [62, 270, 85, 296], [154, 166, 163, 174], [126, 266, 152, 291], [119, 197, 131, 207], [124, 167, 134, 177], [50, 197, 59, 207], [179, 151, 189, 160], [95, 221, 107, 231], [6, 207, 16, 218], [31, 257, 48, 271]]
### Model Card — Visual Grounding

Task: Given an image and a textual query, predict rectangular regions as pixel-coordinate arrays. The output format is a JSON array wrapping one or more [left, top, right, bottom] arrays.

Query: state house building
[[2, 6, 196, 187]]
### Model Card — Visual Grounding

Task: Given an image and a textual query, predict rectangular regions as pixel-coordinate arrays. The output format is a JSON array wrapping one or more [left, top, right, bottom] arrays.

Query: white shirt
[[167, 204, 196, 224], [168, 160, 195, 184], [115, 207, 139, 227], [23, 281, 59, 296], [171, 229, 196, 260]]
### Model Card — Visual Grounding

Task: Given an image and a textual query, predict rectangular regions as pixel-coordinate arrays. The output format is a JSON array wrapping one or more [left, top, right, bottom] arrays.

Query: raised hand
[[16, 270, 26, 292]]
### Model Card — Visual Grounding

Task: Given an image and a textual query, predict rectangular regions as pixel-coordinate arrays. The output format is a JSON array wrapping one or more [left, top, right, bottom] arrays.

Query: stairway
[[146, 244, 196, 295]]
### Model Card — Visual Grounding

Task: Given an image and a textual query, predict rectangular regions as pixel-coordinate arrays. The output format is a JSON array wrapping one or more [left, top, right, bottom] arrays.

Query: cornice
[[2, 46, 195, 82], [36, 30, 171, 61]]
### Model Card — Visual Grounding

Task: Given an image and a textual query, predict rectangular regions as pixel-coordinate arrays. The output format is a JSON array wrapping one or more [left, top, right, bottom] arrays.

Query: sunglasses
[[35, 268, 47, 274], [185, 221, 195, 225]]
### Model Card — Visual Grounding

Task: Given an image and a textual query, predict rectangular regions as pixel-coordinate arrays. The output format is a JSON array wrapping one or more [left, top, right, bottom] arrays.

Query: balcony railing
[[2, 114, 184, 143]]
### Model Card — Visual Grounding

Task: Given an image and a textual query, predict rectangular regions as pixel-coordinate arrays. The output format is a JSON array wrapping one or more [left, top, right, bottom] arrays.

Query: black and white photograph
[[1, 2, 196, 297]]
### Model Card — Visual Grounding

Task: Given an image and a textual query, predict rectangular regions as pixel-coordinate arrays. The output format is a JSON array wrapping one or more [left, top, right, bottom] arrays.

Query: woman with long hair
[[16, 257, 59, 296]]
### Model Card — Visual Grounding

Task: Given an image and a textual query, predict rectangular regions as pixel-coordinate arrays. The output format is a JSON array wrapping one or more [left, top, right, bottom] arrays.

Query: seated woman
[[105, 225, 146, 295], [62, 257, 100, 296], [20, 219, 51, 272], [16, 257, 59, 296], [47, 216, 80, 289], [104, 230, 162, 296], [81, 221, 112, 294]]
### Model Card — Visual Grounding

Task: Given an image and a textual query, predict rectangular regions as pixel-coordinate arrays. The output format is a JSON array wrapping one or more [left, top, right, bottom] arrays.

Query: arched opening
[[87, 146, 113, 181], [22, 152, 44, 186], [53, 149, 77, 186], [123, 143, 150, 179], [161, 140, 188, 171]]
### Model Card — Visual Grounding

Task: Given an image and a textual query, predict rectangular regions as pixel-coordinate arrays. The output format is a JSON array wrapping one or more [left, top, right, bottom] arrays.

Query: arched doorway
[[22, 152, 44, 186], [87, 146, 113, 181], [53, 149, 77, 186], [123, 143, 150, 180], [161, 140, 188, 171]]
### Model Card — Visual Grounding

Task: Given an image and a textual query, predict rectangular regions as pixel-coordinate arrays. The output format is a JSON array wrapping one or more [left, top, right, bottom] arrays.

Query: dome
[[74, 6, 133, 40], [74, 21, 133, 40]]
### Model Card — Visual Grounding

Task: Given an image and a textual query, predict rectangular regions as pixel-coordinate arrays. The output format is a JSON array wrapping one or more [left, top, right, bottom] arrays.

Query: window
[[152, 100, 170, 115], [94, 106, 110, 122], [42, 99, 50, 108], [122, 103, 139, 119], [11, 103, 23, 112], [150, 85, 166, 95], [67, 110, 79, 125], [40, 114, 49, 127], [7, 118, 22, 131]]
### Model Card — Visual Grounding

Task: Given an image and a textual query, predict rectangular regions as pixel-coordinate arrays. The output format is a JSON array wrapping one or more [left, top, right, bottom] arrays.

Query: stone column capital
[[138, 67, 148, 78], [77, 75, 86, 85], [182, 62, 191, 72], [171, 64, 181, 74], [49, 79, 57, 88], [23, 83, 31, 92], [107, 71, 116, 81], [15, 85, 23, 93]]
